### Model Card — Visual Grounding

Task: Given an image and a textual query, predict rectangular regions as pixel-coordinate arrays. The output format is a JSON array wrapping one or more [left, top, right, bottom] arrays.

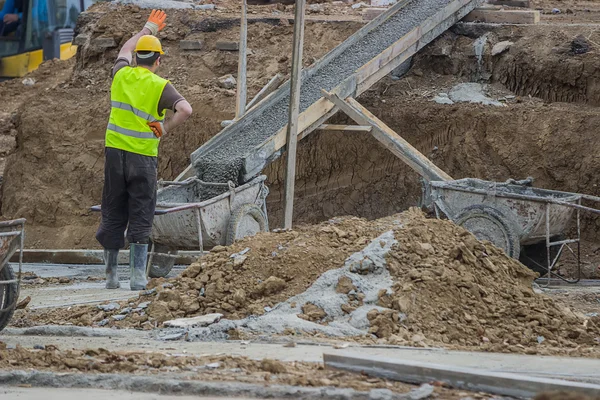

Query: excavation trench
[[0, 7, 599, 259]]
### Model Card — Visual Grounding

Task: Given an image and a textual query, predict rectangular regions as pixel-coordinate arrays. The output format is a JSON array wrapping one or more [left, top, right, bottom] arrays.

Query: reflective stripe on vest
[[106, 123, 158, 140], [111, 101, 156, 122], [106, 66, 169, 157]]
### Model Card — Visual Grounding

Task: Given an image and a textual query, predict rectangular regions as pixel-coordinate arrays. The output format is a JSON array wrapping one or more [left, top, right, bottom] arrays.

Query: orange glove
[[148, 121, 165, 138], [144, 9, 167, 36]]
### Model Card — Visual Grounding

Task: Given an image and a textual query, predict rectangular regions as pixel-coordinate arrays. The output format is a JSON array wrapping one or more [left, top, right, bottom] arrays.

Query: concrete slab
[[19, 282, 136, 309]]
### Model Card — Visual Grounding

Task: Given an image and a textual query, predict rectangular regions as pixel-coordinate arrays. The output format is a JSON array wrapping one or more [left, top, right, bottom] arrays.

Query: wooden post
[[235, 0, 248, 119], [283, 0, 306, 229]]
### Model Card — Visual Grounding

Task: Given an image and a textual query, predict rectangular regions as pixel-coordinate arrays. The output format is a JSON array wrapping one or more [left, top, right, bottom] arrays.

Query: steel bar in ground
[[283, 0, 306, 229], [323, 353, 600, 398]]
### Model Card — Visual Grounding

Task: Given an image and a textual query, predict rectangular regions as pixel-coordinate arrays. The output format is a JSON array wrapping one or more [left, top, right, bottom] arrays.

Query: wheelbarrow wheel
[[148, 244, 178, 278], [226, 203, 268, 246], [455, 205, 521, 259], [0, 264, 18, 332]]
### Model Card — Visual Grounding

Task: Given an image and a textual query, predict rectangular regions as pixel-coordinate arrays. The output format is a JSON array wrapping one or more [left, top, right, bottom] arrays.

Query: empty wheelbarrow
[[0, 218, 25, 332]]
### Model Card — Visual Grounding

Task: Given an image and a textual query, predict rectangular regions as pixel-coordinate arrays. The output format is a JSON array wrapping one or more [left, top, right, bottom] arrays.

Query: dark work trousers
[[96, 147, 158, 250]]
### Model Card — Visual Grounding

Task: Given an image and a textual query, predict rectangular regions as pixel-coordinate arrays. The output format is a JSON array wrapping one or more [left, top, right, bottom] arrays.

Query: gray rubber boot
[[130, 243, 149, 291], [104, 249, 120, 289]]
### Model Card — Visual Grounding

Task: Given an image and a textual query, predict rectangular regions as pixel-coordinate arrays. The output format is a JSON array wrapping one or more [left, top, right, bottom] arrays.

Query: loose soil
[[0, 341, 466, 397], [13, 210, 600, 357]]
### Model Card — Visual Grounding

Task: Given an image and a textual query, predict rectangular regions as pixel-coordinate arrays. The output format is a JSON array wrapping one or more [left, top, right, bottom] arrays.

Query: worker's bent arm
[[118, 27, 152, 63], [164, 101, 193, 134]]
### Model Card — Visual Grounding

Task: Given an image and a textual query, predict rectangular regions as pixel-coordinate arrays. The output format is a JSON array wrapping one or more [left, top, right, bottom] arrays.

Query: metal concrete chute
[[183, 0, 481, 184]]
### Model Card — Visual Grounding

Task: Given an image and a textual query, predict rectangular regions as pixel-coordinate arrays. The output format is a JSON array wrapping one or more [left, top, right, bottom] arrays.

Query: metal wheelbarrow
[[0, 218, 25, 332], [91, 176, 270, 279], [428, 178, 600, 284], [148, 175, 270, 278]]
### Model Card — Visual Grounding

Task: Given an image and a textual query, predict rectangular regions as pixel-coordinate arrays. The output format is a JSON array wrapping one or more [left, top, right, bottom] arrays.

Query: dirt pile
[[0, 341, 429, 394], [12, 214, 395, 328], [14, 210, 600, 356], [366, 210, 599, 355]]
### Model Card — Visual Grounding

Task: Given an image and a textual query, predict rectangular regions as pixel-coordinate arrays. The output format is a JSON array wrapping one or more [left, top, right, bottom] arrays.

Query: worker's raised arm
[[118, 9, 167, 63]]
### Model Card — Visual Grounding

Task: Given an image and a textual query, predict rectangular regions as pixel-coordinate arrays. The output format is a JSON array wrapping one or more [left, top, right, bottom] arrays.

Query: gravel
[[190, 0, 473, 184]]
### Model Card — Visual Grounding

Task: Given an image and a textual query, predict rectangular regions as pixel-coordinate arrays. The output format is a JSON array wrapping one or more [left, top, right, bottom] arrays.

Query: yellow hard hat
[[135, 35, 164, 54]]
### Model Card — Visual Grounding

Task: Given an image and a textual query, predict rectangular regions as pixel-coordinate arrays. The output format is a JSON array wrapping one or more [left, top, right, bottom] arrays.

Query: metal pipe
[[0, 231, 22, 237], [430, 183, 600, 215], [544, 203, 551, 288], [194, 209, 204, 251], [548, 239, 579, 246]]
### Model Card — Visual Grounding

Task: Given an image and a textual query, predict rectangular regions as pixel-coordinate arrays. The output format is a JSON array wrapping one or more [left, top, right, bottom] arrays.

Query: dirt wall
[[1, 8, 600, 250]]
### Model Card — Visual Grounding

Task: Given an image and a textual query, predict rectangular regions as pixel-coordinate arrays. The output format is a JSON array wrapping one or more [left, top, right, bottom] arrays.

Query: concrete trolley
[[147, 175, 269, 278], [427, 179, 594, 283]]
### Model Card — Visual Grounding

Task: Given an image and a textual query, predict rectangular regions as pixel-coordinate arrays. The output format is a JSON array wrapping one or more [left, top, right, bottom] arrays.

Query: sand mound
[[372, 211, 598, 353], [14, 210, 599, 356]]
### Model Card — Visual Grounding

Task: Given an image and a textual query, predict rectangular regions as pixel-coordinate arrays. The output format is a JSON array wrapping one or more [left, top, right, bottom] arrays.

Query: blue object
[[0, 0, 23, 21]]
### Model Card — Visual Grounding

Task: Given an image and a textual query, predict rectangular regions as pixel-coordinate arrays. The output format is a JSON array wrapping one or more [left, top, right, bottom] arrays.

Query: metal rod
[[548, 239, 579, 246], [0, 279, 18, 285], [0, 231, 22, 237], [429, 182, 600, 215], [543, 203, 551, 288], [0, 218, 26, 227], [283, 0, 306, 230], [194, 208, 204, 251], [146, 242, 155, 279]]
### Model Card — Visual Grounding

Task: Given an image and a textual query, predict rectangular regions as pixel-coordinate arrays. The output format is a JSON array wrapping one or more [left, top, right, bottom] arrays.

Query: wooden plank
[[318, 124, 373, 132], [246, 73, 284, 112], [235, 0, 248, 119], [321, 91, 452, 182], [283, 0, 306, 229], [324, 353, 600, 399], [363, 8, 387, 22], [486, 0, 530, 8], [463, 9, 540, 24]]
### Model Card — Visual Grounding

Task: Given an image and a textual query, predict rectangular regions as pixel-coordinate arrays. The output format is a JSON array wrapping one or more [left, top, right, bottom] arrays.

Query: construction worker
[[96, 9, 193, 291]]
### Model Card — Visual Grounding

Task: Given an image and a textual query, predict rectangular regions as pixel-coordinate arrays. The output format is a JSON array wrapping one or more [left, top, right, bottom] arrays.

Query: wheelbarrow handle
[[90, 205, 169, 216]]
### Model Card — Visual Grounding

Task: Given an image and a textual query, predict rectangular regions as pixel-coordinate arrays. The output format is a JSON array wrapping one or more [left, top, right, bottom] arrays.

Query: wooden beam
[[318, 124, 372, 132], [235, 0, 248, 119], [321, 90, 452, 182], [283, 0, 306, 229], [486, 0, 530, 8], [246, 74, 284, 112], [463, 9, 540, 24], [324, 353, 600, 399]]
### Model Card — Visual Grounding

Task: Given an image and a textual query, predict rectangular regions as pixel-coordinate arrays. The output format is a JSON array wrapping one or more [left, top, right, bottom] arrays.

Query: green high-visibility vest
[[106, 66, 169, 157]]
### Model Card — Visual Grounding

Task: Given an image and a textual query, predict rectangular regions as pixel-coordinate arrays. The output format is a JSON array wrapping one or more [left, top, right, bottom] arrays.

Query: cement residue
[[187, 231, 398, 340], [191, 0, 476, 183], [448, 83, 504, 106]]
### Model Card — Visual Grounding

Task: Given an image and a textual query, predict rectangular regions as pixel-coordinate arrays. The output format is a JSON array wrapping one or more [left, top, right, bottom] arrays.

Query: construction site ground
[[2, 0, 600, 398]]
